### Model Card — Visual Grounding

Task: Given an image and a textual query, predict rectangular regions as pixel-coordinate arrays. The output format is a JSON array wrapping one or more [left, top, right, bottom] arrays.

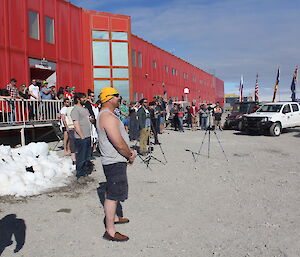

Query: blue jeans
[[178, 117, 184, 131], [201, 117, 208, 130], [75, 137, 92, 178], [8, 101, 16, 123]]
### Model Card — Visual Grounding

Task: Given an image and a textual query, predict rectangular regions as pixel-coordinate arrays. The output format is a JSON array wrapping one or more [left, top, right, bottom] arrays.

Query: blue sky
[[71, 0, 300, 100]]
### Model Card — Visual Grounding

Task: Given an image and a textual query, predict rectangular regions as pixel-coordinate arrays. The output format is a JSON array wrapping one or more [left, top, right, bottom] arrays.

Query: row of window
[[29, 10, 54, 43], [132, 50, 211, 85]]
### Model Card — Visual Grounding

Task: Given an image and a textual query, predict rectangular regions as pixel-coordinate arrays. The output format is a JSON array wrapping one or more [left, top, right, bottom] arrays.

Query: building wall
[[0, 0, 224, 105], [131, 35, 224, 105], [0, 0, 84, 91]]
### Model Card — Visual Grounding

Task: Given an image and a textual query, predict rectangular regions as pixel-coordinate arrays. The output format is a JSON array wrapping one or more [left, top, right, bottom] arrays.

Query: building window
[[153, 61, 157, 69], [138, 52, 142, 68], [92, 31, 109, 40], [92, 41, 110, 66], [112, 68, 129, 78], [183, 73, 188, 79], [113, 80, 130, 101], [94, 80, 111, 100], [192, 76, 196, 82], [134, 92, 138, 102], [132, 50, 136, 67], [94, 68, 110, 78], [112, 42, 128, 66], [164, 65, 168, 73], [111, 32, 128, 40], [172, 68, 176, 76], [45, 16, 54, 43], [29, 11, 39, 40]]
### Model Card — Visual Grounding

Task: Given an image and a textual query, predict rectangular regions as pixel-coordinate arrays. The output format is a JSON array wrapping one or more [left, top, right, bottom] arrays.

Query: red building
[[0, 0, 223, 105]]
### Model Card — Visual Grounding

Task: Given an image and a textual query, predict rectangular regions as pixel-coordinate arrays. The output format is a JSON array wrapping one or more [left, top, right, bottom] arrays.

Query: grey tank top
[[97, 109, 130, 165]]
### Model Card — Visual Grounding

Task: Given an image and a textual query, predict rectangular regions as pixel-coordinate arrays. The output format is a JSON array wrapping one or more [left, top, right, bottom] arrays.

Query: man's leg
[[63, 130, 69, 155], [139, 128, 147, 153], [104, 199, 118, 236], [75, 138, 85, 178]]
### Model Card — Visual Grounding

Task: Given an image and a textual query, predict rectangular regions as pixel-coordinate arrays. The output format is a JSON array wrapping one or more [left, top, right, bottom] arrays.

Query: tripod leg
[[196, 129, 208, 162], [208, 130, 211, 159], [52, 140, 61, 151], [213, 130, 229, 162], [158, 143, 167, 163]]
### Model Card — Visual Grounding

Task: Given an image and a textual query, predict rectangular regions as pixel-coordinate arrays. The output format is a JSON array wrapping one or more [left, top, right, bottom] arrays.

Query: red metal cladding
[[0, 0, 84, 91], [0, 0, 223, 105], [131, 35, 224, 106]]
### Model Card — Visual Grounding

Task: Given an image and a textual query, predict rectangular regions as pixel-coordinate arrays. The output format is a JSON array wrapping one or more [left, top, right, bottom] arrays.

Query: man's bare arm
[[73, 120, 84, 139], [100, 113, 134, 160]]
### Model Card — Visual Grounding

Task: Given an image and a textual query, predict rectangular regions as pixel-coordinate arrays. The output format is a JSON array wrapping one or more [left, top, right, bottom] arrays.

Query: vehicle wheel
[[237, 121, 243, 131], [270, 123, 281, 136]]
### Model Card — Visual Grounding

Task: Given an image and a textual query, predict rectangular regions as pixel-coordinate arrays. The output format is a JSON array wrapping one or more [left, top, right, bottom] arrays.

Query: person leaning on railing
[[6, 78, 19, 124]]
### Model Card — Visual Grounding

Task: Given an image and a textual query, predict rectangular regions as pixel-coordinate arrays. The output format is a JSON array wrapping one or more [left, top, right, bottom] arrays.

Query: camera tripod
[[139, 140, 167, 170], [137, 118, 168, 169], [186, 125, 228, 162]]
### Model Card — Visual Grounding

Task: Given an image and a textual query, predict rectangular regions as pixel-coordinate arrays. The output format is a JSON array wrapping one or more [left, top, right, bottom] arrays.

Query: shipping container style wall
[[0, 0, 86, 91], [0, 0, 223, 104], [131, 35, 224, 105]]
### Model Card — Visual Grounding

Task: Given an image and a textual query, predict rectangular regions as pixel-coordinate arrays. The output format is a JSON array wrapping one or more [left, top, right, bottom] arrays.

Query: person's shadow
[[0, 214, 26, 255]]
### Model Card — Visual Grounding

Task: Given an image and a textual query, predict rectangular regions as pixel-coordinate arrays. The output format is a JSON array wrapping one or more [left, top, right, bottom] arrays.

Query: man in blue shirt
[[40, 81, 52, 100]]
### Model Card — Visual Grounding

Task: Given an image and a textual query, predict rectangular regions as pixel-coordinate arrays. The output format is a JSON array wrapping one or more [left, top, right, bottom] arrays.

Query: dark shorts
[[68, 129, 76, 153], [103, 162, 128, 202], [214, 114, 222, 121]]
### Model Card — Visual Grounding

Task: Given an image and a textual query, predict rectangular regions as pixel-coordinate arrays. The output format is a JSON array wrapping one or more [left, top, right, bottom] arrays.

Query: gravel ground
[[1, 127, 300, 257]]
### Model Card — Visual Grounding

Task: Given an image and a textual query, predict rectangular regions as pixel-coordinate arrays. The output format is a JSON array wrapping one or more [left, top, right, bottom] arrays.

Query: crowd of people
[[1, 78, 78, 123], [1, 78, 76, 101]]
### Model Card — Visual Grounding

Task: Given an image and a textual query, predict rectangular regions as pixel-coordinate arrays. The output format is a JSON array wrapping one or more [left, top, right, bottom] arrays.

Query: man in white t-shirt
[[60, 98, 71, 156], [28, 80, 41, 120]]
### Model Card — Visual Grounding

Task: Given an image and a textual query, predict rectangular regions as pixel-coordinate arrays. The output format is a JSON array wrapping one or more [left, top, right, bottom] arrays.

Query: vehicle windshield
[[257, 104, 282, 112], [232, 103, 254, 114]]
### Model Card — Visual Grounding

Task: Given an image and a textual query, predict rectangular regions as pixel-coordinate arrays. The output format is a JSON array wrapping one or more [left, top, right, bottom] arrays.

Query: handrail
[[0, 98, 64, 125]]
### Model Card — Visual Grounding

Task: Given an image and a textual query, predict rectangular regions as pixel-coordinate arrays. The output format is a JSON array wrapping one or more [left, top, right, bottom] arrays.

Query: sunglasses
[[108, 93, 120, 97]]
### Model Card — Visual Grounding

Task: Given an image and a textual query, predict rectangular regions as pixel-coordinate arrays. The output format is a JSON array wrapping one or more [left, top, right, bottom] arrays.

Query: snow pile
[[0, 142, 74, 197]]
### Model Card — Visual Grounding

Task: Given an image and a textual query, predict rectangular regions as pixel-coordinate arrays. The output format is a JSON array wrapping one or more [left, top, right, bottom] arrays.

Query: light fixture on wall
[[144, 73, 149, 78]]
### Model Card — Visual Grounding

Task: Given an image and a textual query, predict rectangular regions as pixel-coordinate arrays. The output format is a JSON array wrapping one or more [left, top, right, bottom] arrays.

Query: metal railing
[[0, 98, 64, 125]]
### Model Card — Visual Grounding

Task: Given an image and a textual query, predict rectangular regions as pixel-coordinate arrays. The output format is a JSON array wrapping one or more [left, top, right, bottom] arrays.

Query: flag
[[239, 75, 243, 102], [254, 73, 259, 102], [291, 66, 298, 102], [272, 68, 280, 102]]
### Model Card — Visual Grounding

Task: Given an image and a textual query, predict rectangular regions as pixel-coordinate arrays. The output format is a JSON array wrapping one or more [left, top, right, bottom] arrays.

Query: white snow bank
[[0, 142, 74, 197]]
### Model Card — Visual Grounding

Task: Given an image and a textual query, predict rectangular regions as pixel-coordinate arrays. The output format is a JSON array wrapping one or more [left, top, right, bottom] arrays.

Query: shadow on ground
[[0, 214, 26, 256]]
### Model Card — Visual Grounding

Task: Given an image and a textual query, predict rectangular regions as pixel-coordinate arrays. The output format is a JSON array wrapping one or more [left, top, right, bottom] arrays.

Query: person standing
[[6, 78, 19, 124], [128, 101, 139, 141], [137, 98, 151, 155], [199, 104, 209, 130], [28, 80, 41, 120], [71, 93, 93, 182], [149, 101, 160, 144], [60, 98, 71, 156], [177, 104, 185, 132], [119, 99, 130, 132], [189, 102, 199, 131], [97, 87, 136, 242], [214, 102, 223, 130]]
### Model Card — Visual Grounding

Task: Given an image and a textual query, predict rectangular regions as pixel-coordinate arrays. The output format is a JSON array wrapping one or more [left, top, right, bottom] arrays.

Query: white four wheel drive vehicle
[[240, 102, 300, 136]]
